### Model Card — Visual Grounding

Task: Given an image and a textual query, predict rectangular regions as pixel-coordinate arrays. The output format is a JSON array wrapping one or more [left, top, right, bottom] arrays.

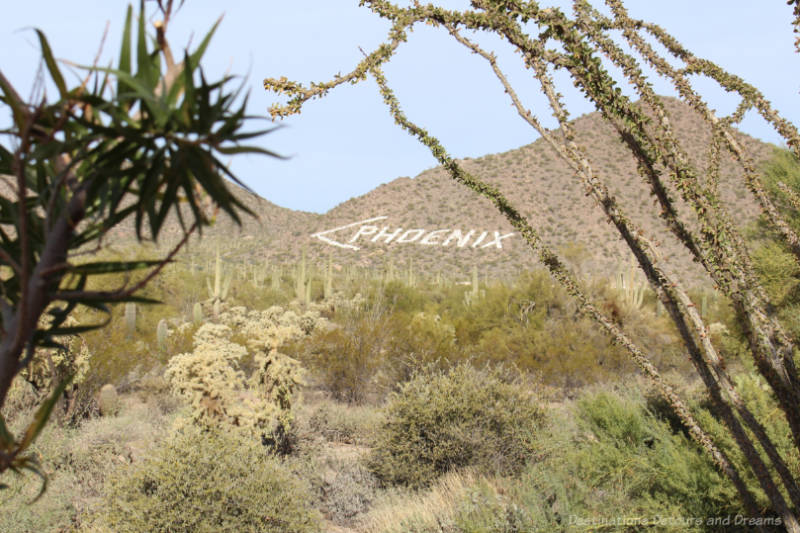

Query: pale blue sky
[[1, 2, 797, 213]]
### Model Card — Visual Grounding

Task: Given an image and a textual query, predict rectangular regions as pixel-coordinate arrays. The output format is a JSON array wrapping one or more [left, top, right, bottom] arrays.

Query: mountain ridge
[[2, 96, 776, 286]]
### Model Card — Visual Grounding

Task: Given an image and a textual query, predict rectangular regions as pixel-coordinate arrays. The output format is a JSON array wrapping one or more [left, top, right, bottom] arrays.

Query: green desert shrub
[[303, 399, 384, 445], [689, 370, 800, 519], [94, 426, 320, 533], [393, 388, 745, 532], [0, 398, 172, 532], [368, 362, 545, 488], [291, 300, 393, 403], [506, 389, 743, 532]]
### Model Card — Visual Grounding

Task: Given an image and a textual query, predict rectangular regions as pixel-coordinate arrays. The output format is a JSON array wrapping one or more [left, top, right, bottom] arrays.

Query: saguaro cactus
[[406, 258, 415, 287], [207, 247, 231, 318], [295, 249, 308, 304], [124, 302, 137, 337], [157, 319, 169, 352], [614, 261, 645, 311], [463, 266, 484, 307], [324, 255, 334, 300], [271, 265, 281, 291]]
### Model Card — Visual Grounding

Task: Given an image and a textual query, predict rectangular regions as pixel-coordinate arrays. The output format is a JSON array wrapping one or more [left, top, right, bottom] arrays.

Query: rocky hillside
[[299, 96, 772, 284], [2, 96, 776, 286]]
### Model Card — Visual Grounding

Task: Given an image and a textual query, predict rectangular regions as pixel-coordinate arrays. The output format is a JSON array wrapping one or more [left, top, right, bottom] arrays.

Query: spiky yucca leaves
[[0, 0, 279, 484]]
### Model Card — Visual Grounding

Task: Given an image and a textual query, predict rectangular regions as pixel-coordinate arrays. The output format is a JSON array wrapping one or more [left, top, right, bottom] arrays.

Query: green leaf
[[82, 66, 157, 113], [18, 376, 73, 453], [187, 15, 222, 72], [34, 30, 67, 98], [43, 322, 110, 337], [216, 145, 285, 158], [136, 0, 156, 91], [118, 4, 134, 99], [0, 71, 28, 130], [69, 259, 164, 276]]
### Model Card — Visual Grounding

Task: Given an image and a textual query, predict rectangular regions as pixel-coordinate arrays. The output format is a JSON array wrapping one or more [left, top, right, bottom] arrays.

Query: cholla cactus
[[165, 310, 311, 448], [250, 350, 305, 452], [12, 316, 92, 419], [20, 316, 92, 394], [165, 323, 248, 427]]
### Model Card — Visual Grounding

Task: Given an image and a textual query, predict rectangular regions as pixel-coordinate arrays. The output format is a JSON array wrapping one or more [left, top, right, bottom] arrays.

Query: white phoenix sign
[[311, 216, 515, 251]]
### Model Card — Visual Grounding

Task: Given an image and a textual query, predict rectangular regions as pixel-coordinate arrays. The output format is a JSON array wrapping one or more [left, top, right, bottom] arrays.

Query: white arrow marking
[[311, 216, 389, 250]]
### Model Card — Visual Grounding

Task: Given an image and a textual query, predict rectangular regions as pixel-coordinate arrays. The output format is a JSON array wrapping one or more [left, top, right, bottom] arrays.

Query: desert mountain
[[2, 96, 775, 286], [250, 96, 771, 285]]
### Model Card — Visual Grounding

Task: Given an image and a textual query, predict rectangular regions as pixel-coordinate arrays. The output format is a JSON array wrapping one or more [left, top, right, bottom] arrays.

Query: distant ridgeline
[[83, 97, 772, 284], [311, 216, 515, 251]]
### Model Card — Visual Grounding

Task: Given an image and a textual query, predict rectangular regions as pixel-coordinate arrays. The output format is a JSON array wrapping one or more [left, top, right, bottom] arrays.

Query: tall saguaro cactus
[[295, 249, 309, 305], [463, 265, 483, 307], [207, 247, 231, 318], [614, 261, 645, 311], [124, 302, 137, 338], [265, 2, 800, 529], [324, 255, 334, 300]]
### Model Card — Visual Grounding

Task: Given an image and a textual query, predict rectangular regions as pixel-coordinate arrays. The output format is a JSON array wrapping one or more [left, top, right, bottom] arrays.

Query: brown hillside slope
[[1, 96, 775, 286], [306, 96, 772, 285]]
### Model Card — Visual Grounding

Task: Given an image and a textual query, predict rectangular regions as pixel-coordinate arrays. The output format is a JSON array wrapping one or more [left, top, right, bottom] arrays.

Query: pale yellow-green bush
[[219, 305, 325, 354], [8, 317, 93, 421], [93, 426, 321, 533], [0, 397, 173, 532], [368, 362, 546, 488], [249, 349, 306, 451], [165, 313, 307, 449], [165, 323, 249, 427]]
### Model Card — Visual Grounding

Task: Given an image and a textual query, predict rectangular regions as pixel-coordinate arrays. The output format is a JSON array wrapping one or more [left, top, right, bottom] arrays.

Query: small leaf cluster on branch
[[266, 1, 800, 529], [0, 1, 276, 486]]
